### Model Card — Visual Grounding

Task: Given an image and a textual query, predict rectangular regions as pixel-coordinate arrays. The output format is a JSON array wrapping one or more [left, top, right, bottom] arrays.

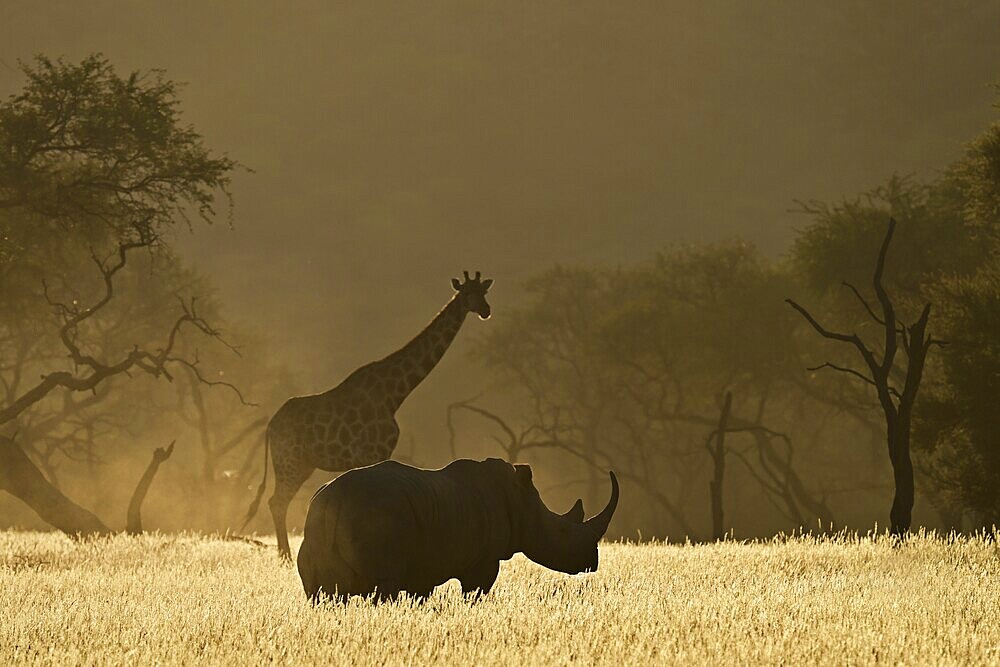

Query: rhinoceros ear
[[514, 464, 533, 486], [562, 499, 584, 523]]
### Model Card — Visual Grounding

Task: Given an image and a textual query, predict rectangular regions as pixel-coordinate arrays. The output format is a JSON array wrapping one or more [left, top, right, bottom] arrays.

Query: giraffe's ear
[[451, 278, 462, 290], [482, 279, 493, 290]]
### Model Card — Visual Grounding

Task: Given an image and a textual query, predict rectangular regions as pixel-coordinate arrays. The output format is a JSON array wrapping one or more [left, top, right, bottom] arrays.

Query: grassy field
[[1, 531, 998, 665]]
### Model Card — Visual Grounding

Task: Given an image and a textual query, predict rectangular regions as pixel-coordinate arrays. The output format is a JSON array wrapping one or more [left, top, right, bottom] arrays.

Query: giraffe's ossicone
[[242, 271, 494, 559]]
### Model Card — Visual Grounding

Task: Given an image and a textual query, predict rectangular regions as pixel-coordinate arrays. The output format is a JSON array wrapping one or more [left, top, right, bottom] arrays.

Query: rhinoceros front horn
[[584, 471, 619, 538]]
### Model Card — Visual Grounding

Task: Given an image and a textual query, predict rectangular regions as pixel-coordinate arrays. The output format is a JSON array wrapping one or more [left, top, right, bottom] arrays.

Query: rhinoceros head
[[509, 464, 619, 575]]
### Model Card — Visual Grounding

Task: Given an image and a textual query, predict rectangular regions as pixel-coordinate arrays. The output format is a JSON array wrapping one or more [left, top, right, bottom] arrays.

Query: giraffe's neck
[[378, 296, 467, 411]]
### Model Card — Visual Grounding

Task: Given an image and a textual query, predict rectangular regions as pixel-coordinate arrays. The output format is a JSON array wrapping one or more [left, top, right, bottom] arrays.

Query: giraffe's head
[[451, 271, 493, 320]]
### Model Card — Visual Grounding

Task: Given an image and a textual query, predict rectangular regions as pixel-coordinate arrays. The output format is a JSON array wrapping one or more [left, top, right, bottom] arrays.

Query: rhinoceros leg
[[372, 581, 405, 604], [406, 587, 434, 603], [303, 585, 346, 606], [460, 559, 500, 598]]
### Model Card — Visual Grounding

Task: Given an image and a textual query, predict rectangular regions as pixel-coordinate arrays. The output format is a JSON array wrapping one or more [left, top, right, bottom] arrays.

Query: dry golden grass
[[1, 530, 998, 665]]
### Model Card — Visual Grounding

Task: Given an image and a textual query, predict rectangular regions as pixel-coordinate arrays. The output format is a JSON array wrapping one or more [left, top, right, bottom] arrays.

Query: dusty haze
[[2, 2, 998, 536]]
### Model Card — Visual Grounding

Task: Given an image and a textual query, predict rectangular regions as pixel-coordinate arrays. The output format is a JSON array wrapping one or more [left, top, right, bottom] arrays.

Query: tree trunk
[[0, 436, 110, 536], [752, 430, 835, 529], [888, 425, 914, 535], [708, 392, 732, 541]]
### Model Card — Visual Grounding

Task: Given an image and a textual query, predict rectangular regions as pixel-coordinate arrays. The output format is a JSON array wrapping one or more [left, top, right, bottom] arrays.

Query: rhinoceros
[[296, 457, 619, 602]]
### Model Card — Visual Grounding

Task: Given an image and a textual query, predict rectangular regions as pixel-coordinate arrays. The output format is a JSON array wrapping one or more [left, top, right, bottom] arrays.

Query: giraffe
[[242, 271, 493, 559]]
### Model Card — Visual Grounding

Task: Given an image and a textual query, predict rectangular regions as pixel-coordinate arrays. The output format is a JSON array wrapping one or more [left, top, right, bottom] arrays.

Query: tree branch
[[872, 218, 898, 375], [807, 362, 901, 399], [841, 281, 885, 325], [786, 299, 860, 345], [0, 240, 243, 426], [170, 355, 256, 407], [215, 416, 268, 457]]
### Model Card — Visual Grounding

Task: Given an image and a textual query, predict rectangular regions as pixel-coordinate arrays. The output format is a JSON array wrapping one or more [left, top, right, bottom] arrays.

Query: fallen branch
[[0, 436, 111, 537], [221, 531, 268, 548], [126, 441, 175, 534], [1, 434, 179, 539]]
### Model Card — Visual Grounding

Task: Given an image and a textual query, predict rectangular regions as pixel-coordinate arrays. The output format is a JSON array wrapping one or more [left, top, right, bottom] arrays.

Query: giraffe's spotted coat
[[259, 275, 493, 558]]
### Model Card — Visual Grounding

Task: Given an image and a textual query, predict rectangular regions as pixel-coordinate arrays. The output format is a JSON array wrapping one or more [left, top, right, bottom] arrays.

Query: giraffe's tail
[[240, 428, 270, 532]]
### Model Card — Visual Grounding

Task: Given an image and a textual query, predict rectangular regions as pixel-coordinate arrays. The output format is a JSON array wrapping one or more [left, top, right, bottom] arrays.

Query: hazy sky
[[3, 1, 999, 392]]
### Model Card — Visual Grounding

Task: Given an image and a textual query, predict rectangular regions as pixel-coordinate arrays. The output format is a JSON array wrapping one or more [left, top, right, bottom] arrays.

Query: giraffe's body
[[244, 273, 493, 558]]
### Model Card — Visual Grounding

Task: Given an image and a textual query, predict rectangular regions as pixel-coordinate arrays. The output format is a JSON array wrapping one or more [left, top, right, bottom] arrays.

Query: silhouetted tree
[[916, 260, 1000, 525], [791, 102, 1000, 526], [476, 246, 836, 540], [788, 219, 944, 535], [0, 237, 243, 534], [706, 392, 732, 541], [126, 441, 175, 534], [169, 365, 267, 529], [0, 54, 234, 239], [0, 54, 241, 534]]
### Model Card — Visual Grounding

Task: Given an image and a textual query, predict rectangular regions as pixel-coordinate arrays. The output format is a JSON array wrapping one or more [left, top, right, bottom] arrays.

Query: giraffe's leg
[[269, 463, 314, 561]]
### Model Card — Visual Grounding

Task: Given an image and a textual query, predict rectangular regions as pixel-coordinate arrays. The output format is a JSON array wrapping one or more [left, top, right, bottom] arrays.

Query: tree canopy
[[0, 54, 254, 535], [0, 54, 235, 240]]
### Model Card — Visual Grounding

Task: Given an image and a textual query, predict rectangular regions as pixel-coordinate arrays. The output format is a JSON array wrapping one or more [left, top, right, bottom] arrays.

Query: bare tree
[[0, 235, 244, 535], [446, 398, 702, 539], [172, 367, 263, 529], [787, 218, 944, 534], [698, 390, 835, 539], [0, 435, 111, 535], [447, 398, 551, 464], [706, 392, 732, 540]]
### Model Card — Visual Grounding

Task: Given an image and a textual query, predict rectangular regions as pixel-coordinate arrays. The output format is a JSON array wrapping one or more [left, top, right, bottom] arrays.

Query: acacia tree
[[0, 54, 242, 535], [790, 104, 1000, 528], [787, 219, 944, 535], [913, 112, 1000, 527], [606, 243, 835, 536], [475, 246, 836, 541], [706, 392, 732, 541], [0, 54, 234, 235], [916, 259, 1000, 525], [159, 351, 284, 530]]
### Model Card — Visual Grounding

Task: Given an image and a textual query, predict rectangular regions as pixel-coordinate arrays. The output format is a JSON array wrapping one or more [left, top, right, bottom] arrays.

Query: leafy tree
[[947, 99, 1000, 243], [0, 54, 234, 240], [789, 219, 944, 535], [0, 54, 241, 535], [474, 244, 836, 540], [791, 103, 1000, 528], [792, 176, 983, 307], [916, 259, 1000, 523]]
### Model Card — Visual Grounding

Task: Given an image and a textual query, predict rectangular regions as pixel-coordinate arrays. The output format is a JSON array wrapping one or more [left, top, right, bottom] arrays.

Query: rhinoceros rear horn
[[562, 499, 585, 523], [584, 471, 619, 538]]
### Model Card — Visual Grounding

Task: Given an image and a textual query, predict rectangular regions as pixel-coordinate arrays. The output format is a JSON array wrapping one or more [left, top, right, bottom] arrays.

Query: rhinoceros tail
[[240, 429, 270, 532]]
